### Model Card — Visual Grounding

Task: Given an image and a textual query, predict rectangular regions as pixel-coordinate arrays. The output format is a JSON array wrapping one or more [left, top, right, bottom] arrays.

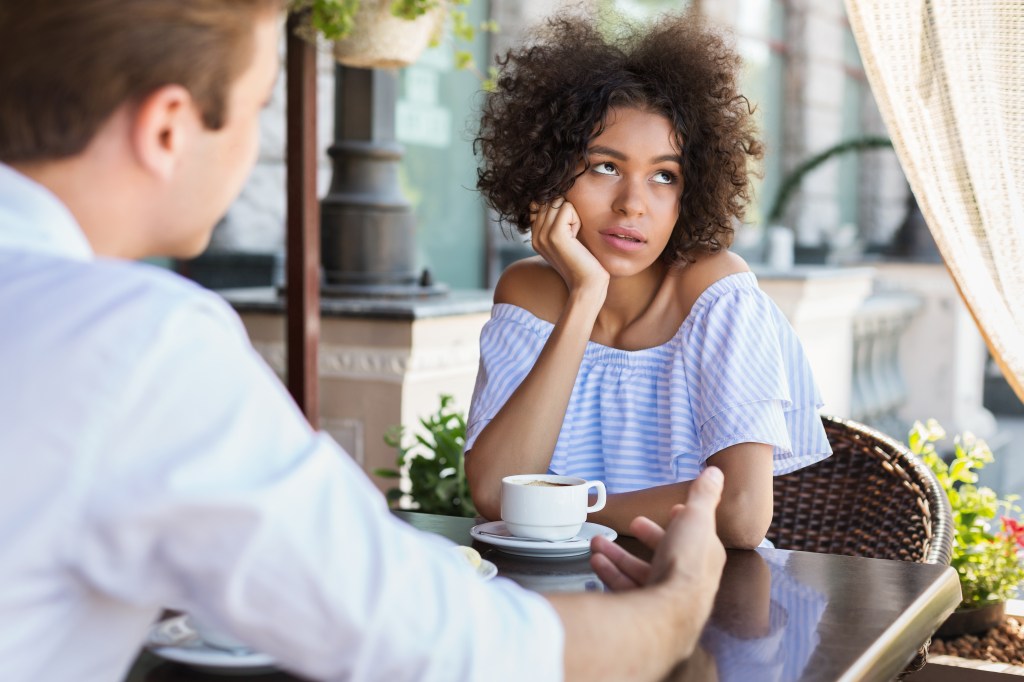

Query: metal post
[[285, 13, 321, 426]]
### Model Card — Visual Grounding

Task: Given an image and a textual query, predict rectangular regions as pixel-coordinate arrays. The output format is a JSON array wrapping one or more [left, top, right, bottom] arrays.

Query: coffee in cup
[[500, 474, 607, 541]]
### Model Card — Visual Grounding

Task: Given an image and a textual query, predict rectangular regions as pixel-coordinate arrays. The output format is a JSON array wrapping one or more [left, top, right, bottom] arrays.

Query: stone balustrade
[[849, 290, 922, 437], [220, 262, 993, 488]]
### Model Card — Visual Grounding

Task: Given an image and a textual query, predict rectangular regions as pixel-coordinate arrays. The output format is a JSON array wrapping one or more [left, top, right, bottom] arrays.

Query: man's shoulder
[[96, 257, 219, 301], [0, 256, 250, 446], [2, 253, 241, 356], [74, 257, 232, 322]]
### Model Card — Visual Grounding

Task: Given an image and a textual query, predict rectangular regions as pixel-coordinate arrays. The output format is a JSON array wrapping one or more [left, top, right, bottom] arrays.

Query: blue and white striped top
[[464, 271, 832, 493]]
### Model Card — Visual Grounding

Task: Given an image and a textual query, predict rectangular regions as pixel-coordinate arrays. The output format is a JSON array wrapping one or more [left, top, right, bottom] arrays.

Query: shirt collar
[[0, 162, 94, 261]]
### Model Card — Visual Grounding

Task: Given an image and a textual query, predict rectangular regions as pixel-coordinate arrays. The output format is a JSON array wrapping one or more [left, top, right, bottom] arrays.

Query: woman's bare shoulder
[[493, 256, 568, 324], [674, 250, 752, 309]]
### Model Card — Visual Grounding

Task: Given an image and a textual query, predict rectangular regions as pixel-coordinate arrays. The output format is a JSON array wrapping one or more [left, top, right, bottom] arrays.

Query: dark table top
[[127, 511, 961, 682]]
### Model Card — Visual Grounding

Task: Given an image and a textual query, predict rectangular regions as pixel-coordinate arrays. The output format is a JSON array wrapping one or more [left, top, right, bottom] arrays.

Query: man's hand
[[590, 467, 727, 592], [548, 468, 727, 681]]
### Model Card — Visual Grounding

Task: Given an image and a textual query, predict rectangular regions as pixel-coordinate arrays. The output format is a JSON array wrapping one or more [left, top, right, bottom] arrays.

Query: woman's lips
[[599, 227, 646, 252]]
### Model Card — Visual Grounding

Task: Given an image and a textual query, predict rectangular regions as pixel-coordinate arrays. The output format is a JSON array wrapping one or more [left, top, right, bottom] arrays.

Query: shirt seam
[[697, 397, 788, 430], [700, 432, 791, 463]]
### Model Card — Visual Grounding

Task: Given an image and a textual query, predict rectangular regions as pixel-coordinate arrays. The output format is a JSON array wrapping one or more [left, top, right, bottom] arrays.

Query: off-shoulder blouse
[[464, 271, 832, 494]]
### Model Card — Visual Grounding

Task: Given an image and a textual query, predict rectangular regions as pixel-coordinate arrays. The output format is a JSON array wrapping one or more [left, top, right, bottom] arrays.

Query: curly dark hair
[[475, 9, 764, 264]]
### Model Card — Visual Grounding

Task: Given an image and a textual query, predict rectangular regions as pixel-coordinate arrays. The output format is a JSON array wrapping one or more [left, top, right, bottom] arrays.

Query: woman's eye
[[652, 170, 676, 184], [593, 162, 617, 175]]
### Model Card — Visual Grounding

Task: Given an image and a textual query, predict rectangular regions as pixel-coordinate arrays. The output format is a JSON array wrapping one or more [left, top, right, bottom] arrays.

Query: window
[[838, 21, 866, 234], [734, 0, 787, 258]]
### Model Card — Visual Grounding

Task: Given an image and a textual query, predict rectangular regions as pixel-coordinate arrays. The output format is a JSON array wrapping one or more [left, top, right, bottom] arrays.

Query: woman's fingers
[[530, 197, 568, 225], [531, 198, 579, 250], [529, 197, 607, 291], [529, 199, 559, 250], [557, 201, 580, 238]]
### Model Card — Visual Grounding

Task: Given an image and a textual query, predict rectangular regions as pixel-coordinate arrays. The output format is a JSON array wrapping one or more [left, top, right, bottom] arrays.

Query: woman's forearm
[[588, 482, 693, 535], [466, 287, 605, 519], [587, 447, 773, 549]]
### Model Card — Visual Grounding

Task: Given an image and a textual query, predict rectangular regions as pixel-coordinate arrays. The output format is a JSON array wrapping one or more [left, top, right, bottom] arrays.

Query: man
[[0, 2, 726, 681]]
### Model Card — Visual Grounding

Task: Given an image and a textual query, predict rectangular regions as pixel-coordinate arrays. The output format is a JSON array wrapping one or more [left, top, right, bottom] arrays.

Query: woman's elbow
[[719, 510, 773, 550], [721, 529, 766, 550], [473, 493, 501, 521], [465, 457, 500, 520]]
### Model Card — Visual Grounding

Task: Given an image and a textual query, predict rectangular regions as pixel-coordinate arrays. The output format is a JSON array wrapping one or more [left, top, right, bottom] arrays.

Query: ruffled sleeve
[[683, 284, 831, 475], [464, 304, 550, 453]]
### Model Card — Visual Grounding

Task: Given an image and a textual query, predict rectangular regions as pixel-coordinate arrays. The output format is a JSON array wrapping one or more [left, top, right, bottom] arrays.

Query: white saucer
[[478, 558, 498, 580], [470, 521, 617, 557], [146, 619, 277, 676], [149, 643, 278, 676]]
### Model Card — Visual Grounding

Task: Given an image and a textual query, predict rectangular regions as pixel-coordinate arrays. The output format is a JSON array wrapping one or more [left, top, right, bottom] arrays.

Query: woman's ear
[[129, 84, 196, 181]]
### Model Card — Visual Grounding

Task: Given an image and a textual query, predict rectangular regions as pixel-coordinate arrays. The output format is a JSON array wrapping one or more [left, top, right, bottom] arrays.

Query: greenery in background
[[291, 0, 498, 86], [910, 419, 1024, 608], [767, 136, 893, 224], [375, 395, 476, 517]]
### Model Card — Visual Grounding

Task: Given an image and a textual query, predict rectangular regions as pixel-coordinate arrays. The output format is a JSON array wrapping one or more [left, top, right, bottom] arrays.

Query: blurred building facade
[[197, 0, 1010, 486], [206, 0, 916, 287]]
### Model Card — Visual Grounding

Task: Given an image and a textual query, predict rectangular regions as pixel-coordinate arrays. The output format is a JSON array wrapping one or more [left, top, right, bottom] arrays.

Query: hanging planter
[[331, 0, 445, 69], [292, 0, 495, 75]]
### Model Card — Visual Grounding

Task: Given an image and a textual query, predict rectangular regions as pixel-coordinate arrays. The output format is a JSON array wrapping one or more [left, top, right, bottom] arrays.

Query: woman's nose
[[611, 177, 646, 217]]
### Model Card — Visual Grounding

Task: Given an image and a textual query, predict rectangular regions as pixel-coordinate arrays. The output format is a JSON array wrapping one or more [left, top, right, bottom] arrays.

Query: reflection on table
[[700, 550, 825, 681], [126, 511, 960, 682]]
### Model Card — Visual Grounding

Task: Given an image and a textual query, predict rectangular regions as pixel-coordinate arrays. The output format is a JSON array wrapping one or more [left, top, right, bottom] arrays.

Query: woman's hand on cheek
[[530, 198, 609, 293]]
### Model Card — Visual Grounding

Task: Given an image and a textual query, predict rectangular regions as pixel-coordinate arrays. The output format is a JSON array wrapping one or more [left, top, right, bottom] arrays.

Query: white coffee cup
[[500, 474, 607, 541]]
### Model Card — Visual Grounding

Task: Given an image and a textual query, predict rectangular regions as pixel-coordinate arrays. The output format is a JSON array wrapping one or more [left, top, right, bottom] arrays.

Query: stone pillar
[[321, 66, 415, 290], [225, 288, 492, 491], [757, 266, 875, 417]]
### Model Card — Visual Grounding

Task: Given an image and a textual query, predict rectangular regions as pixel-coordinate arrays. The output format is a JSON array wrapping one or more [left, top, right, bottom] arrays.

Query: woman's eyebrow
[[650, 154, 682, 165], [588, 145, 627, 160], [589, 145, 681, 165]]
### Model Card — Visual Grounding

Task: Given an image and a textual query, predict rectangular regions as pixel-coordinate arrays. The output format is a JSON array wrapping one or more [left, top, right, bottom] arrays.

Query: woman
[[465, 9, 831, 549]]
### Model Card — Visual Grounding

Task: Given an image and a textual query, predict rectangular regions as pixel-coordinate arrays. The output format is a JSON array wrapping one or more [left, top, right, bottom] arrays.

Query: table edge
[[838, 565, 962, 681]]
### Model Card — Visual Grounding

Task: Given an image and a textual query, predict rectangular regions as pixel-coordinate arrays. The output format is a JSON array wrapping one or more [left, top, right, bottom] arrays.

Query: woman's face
[[564, 106, 683, 278]]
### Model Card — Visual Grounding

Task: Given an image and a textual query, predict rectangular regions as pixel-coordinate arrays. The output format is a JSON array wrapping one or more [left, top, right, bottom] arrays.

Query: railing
[[850, 290, 923, 437]]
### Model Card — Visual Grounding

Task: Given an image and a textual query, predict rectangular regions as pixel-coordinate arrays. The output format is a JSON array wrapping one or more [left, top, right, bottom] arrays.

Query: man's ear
[[130, 84, 196, 181]]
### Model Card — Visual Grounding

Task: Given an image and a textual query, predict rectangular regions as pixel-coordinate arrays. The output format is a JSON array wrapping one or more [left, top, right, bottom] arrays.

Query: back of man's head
[[0, 0, 283, 164]]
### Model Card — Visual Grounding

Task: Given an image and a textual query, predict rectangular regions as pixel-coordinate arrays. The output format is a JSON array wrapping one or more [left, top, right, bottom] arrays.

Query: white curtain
[[844, 0, 1024, 401]]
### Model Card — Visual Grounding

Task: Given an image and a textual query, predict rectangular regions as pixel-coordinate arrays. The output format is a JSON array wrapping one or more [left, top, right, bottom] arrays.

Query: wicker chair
[[767, 415, 955, 677]]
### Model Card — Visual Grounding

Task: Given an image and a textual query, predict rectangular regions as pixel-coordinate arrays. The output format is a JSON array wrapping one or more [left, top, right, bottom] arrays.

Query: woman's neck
[[592, 261, 675, 347]]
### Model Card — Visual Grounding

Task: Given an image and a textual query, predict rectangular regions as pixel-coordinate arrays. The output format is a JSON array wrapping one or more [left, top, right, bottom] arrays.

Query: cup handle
[[585, 480, 607, 513]]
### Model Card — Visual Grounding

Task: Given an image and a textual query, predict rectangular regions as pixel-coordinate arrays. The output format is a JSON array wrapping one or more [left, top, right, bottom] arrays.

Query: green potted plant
[[374, 394, 477, 517], [765, 135, 893, 265], [908, 419, 1024, 636], [292, 0, 496, 73]]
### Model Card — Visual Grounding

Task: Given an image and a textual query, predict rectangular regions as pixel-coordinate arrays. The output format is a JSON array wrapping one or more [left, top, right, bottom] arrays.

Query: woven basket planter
[[332, 0, 445, 69]]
